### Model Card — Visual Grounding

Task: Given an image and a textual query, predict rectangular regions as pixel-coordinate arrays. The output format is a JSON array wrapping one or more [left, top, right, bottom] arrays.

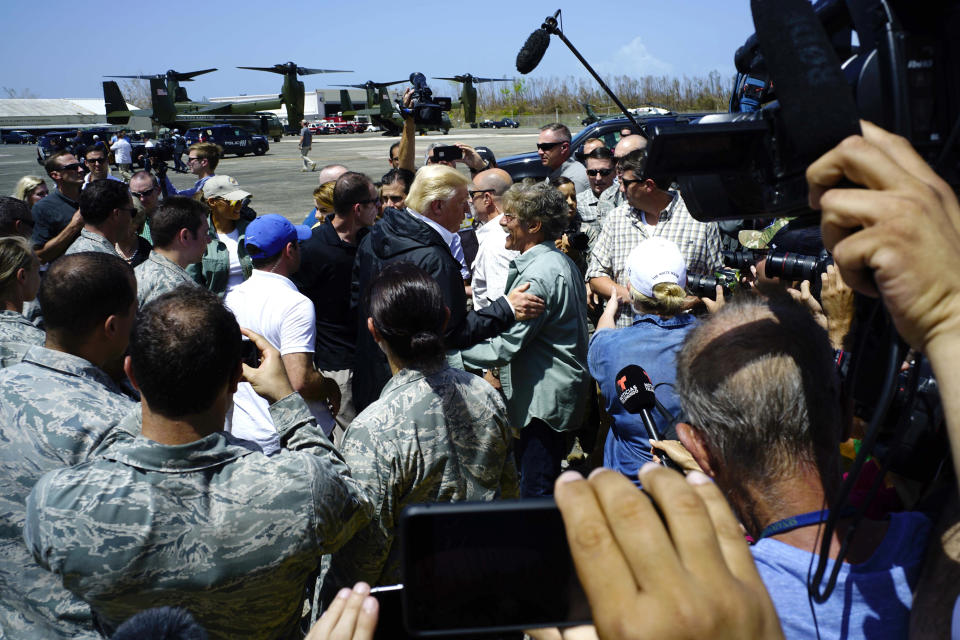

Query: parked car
[[3, 130, 36, 144], [496, 113, 705, 182], [183, 125, 269, 157]]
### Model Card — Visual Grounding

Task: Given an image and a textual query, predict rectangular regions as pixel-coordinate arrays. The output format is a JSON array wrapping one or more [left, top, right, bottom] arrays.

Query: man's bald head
[[317, 164, 348, 186], [471, 169, 513, 224], [614, 135, 648, 159], [472, 168, 513, 196]]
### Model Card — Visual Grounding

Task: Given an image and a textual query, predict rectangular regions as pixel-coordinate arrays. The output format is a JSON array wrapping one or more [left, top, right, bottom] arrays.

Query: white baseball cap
[[626, 237, 687, 297]]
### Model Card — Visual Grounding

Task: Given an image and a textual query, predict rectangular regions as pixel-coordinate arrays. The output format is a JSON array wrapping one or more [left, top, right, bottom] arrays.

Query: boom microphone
[[516, 28, 551, 74], [750, 0, 860, 161]]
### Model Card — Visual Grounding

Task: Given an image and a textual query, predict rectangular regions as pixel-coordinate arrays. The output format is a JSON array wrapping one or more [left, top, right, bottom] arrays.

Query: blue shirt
[[164, 174, 213, 198], [752, 511, 930, 640], [588, 313, 697, 482]]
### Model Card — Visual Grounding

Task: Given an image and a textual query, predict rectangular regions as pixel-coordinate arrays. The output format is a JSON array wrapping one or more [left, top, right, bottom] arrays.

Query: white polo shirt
[[224, 270, 335, 454]]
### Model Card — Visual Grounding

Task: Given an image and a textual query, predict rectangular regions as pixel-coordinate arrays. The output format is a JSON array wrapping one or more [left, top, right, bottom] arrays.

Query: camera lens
[[764, 252, 821, 281], [722, 248, 762, 270]]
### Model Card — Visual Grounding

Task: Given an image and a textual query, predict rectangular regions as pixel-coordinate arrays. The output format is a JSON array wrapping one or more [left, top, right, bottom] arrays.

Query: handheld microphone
[[516, 27, 551, 74], [750, 0, 860, 161], [615, 365, 682, 472], [615, 364, 661, 441]]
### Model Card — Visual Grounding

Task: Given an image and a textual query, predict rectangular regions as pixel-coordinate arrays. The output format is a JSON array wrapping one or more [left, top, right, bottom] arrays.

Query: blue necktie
[[449, 233, 470, 280]]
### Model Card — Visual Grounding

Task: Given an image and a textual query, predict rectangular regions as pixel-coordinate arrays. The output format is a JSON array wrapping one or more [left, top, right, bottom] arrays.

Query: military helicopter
[[433, 74, 513, 124], [581, 102, 602, 125], [336, 79, 451, 136], [237, 62, 352, 133], [103, 67, 295, 139]]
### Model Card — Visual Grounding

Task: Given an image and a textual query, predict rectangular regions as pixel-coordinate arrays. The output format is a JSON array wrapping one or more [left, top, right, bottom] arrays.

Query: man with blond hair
[[350, 164, 545, 411], [163, 142, 220, 198]]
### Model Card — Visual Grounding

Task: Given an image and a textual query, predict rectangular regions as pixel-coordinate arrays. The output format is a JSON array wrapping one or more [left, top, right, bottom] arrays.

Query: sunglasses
[[56, 162, 84, 172], [536, 142, 565, 151], [619, 177, 645, 188], [469, 189, 495, 199], [85, 156, 108, 165], [130, 187, 157, 199], [586, 168, 613, 177]]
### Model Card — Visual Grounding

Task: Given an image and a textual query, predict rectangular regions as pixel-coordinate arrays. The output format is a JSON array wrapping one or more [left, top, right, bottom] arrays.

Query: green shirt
[[461, 242, 590, 431]]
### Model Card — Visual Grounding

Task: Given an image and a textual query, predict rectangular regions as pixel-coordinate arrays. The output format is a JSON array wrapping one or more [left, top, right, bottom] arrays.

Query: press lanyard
[[758, 506, 858, 540], [758, 509, 831, 540]]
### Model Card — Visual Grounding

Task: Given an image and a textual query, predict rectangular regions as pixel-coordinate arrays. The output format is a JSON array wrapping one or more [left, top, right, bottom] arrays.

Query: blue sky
[[1, 1, 756, 100]]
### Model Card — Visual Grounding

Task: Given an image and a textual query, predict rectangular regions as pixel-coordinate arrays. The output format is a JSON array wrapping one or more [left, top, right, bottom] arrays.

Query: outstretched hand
[[554, 465, 784, 640], [240, 328, 294, 404]]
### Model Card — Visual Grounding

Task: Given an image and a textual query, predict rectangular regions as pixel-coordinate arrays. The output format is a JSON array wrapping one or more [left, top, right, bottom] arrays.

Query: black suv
[[184, 125, 269, 157], [496, 114, 704, 182]]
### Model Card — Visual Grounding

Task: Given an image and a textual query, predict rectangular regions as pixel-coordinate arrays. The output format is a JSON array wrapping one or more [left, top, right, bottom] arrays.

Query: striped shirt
[[585, 191, 722, 327]]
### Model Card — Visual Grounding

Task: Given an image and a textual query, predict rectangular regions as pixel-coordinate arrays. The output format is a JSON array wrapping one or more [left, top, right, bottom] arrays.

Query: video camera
[[399, 73, 452, 126], [642, 0, 960, 222]]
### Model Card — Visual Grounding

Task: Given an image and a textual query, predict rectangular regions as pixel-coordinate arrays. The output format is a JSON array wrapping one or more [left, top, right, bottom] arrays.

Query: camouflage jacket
[[63, 228, 119, 257], [0, 310, 44, 345], [25, 393, 373, 640], [134, 250, 197, 308], [0, 346, 138, 639], [320, 363, 518, 598]]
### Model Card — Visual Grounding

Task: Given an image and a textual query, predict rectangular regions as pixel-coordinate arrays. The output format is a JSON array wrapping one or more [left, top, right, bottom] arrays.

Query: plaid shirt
[[585, 191, 722, 327]]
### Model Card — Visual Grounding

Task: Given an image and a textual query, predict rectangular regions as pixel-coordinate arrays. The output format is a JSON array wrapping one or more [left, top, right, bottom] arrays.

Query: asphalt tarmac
[[0, 127, 544, 224]]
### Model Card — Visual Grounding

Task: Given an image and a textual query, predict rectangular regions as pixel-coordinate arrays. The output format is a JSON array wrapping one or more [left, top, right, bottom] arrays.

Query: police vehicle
[[183, 125, 269, 157]]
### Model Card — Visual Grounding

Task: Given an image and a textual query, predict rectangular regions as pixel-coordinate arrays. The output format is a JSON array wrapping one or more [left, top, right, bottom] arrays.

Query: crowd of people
[[1, 99, 959, 640]]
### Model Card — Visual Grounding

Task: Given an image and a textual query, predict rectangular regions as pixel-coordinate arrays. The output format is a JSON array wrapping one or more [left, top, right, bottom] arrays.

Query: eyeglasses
[[130, 187, 157, 199], [587, 168, 613, 177], [187, 157, 203, 164], [210, 198, 245, 208], [469, 189, 495, 199], [85, 156, 108, 165], [620, 177, 645, 188], [536, 142, 565, 151], [56, 162, 84, 172]]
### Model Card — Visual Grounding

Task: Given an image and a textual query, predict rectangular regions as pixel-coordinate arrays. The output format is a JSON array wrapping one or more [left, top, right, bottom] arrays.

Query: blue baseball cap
[[244, 214, 311, 259]]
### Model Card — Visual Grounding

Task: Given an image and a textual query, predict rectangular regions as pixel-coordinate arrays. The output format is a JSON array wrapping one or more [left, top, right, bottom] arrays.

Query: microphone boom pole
[[540, 10, 642, 132]]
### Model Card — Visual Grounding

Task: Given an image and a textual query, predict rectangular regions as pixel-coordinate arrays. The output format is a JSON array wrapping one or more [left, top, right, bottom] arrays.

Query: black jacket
[[350, 207, 515, 411]]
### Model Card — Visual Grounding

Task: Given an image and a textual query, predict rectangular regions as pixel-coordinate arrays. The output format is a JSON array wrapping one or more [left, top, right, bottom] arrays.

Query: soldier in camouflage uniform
[[25, 287, 372, 640], [0, 253, 138, 639], [320, 262, 518, 600], [63, 179, 132, 258], [134, 197, 209, 308], [0, 236, 44, 346]]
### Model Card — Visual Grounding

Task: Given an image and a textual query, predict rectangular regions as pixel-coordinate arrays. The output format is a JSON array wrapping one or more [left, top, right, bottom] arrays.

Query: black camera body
[[687, 267, 741, 300], [644, 0, 960, 222], [400, 72, 452, 126]]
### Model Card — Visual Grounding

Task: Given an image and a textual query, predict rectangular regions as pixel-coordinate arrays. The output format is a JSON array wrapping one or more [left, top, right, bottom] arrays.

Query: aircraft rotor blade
[[297, 67, 352, 76], [105, 74, 162, 80], [173, 68, 218, 81], [237, 66, 285, 74]]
